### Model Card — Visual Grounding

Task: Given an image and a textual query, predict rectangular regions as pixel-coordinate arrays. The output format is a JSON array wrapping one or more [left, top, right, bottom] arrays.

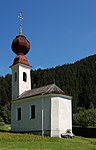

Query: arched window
[[23, 72, 27, 82], [14, 72, 17, 82]]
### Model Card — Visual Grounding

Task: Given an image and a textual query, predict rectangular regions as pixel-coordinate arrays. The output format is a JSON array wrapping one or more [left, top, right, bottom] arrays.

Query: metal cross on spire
[[18, 11, 23, 25], [18, 11, 23, 35]]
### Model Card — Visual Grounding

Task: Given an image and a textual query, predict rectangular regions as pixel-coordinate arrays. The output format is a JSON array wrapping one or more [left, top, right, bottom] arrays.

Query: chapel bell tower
[[10, 12, 31, 100]]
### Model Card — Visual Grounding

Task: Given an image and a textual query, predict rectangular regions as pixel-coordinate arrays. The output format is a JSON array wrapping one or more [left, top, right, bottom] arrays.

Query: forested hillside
[[31, 54, 96, 112], [0, 74, 11, 123], [0, 54, 96, 123]]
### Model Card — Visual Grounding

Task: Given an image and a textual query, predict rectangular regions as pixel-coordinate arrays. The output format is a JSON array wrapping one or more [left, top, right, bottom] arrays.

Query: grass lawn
[[0, 132, 96, 150]]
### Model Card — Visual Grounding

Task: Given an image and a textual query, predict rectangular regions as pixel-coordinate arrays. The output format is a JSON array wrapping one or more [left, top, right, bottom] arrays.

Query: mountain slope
[[31, 54, 96, 112]]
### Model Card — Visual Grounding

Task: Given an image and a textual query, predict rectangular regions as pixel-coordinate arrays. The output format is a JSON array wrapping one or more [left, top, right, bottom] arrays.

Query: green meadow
[[0, 132, 96, 150]]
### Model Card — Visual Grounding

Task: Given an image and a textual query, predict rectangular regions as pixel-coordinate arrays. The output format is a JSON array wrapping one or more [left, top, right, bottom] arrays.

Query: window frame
[[16, 107, 22, 121], [23, 72, 27, 82], [30, 105, 35, 119], [14, 72, 17, 82]]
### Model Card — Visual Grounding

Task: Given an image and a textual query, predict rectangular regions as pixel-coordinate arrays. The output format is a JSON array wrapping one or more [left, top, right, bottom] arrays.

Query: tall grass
[[0, 132, 96, 150]]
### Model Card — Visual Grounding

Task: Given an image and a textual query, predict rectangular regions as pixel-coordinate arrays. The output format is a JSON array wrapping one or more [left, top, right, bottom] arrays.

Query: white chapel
[[10, 14, 72, 137]]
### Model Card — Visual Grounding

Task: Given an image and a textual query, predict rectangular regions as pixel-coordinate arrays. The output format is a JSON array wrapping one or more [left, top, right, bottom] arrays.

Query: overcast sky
[[0, 0, 96, 76]]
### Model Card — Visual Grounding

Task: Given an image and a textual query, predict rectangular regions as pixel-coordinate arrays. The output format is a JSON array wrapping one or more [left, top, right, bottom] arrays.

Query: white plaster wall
[[58, 97, 72, 136], [11, 65, 19, 100], [11, 63, 31, 100], [11, 93, 72, 137], [19, 64, 31, 96], [51, 95, 72, 137], [11, 95, 51, 133], [51, 97, 59, 137], [43, 95, 51, 131]]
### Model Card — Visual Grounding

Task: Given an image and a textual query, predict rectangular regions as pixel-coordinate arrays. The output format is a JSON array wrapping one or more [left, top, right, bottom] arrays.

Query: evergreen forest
[[0, 54, 96, 127]]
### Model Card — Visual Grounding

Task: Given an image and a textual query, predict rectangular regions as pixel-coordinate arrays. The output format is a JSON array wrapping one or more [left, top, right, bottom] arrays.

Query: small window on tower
[[23, 72, 27, 82], [14, 72, 17, 82]]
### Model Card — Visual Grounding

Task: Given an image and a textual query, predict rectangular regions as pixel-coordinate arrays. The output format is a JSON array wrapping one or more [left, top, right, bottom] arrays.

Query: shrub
[[73, 107, 96, 127], [0, 116, 4, 122]]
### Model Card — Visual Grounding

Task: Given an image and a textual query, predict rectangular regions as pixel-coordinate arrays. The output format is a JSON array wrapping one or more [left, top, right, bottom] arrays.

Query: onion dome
[[11, 34, 30, 55], [11, 12, 30, 55], [10, 12, 31, 67], [13, 54, 30, 66]]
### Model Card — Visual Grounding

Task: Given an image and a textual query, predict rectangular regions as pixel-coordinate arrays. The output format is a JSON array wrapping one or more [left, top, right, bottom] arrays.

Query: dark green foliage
[[0, 54, 96, 124], [0, 116, 4, 122], [73, 105, 96, 127], [0, 74, 11, 123], [0, 103, 11, 123], [31, 54, 96, 112]]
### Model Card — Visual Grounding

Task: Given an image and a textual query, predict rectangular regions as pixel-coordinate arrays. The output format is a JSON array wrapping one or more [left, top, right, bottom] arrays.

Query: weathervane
[[18, 11, 23, 35]]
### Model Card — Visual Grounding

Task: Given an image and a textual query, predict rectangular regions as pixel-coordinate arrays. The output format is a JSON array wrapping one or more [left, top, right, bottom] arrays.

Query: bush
[[73, 107, 96, 127], [0, 103, 11, 124], [0, 116, 4, 122]]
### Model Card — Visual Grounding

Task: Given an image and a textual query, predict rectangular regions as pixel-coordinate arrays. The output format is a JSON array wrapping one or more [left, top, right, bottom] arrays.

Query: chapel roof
[[17, 84, 65, 100]]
